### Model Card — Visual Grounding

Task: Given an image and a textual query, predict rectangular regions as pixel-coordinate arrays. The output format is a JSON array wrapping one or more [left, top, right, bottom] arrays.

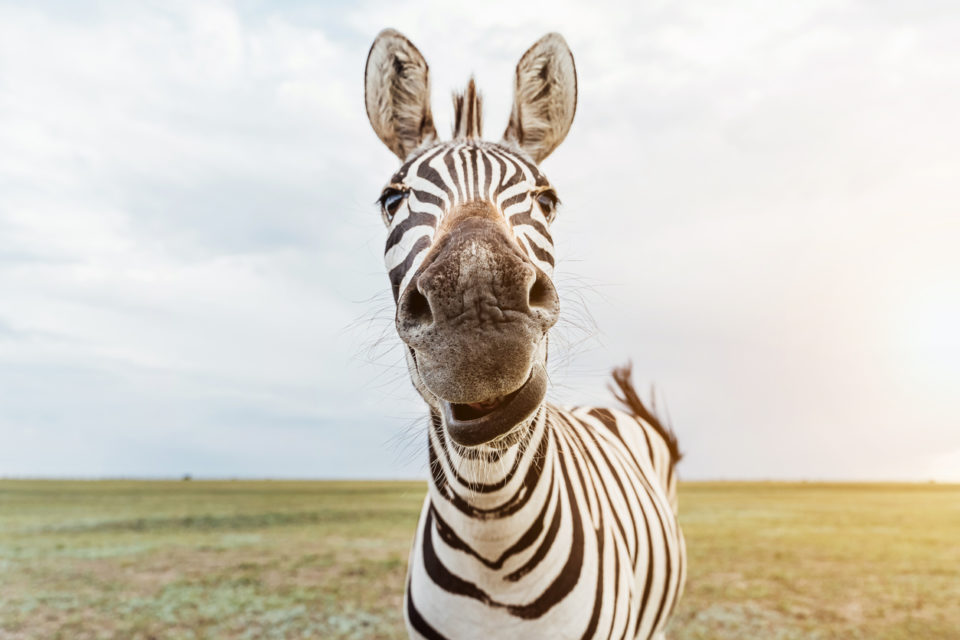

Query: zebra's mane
[[610, 363, 684, 467], [452, 77, 483, 140]]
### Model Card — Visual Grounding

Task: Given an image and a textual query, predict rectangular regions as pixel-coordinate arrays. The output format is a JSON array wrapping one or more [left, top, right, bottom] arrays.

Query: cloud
[[0, 1, 957, 479]]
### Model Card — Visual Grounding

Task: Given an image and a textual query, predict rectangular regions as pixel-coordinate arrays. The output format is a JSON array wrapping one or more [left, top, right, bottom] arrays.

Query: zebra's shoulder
[[555, 405, 672, 479], [566, 405, 654, 445]]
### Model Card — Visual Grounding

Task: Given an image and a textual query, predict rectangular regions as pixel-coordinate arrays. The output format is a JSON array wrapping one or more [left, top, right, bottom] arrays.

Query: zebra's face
[[365, 30, 577, 447], [380, 141, 561, 445]]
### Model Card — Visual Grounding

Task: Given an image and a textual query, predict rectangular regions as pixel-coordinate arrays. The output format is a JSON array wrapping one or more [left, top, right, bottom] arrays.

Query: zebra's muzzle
[[396, 216, 558, 406], [442, 365, 547, 447]]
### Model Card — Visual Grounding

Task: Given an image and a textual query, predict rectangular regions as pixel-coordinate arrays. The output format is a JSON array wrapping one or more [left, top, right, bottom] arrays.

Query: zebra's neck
[[426, 405, 554, 549]]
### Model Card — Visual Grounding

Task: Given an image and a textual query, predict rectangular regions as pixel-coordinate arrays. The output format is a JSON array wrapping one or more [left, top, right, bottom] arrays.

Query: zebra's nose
[[396, 217, 559, 340], [395, 216, 558, 403], [399, 262, 559, 334]]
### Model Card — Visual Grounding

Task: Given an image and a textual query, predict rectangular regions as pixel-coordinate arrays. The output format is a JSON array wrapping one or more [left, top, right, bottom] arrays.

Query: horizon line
[[2, 475, 958, 485]]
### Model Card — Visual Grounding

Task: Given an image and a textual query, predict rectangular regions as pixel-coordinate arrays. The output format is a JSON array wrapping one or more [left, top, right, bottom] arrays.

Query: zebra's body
[[362, 30, 686, 639], [407, 404, 685, 639]]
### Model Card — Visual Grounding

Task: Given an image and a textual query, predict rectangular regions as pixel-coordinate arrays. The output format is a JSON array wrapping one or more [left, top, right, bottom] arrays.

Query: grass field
[[1, 480, 958, 639]]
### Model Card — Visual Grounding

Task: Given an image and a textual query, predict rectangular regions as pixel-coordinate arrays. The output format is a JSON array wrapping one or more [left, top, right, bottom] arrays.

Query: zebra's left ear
[[503, 33, 577, 164], [365, 29, 438, 160]]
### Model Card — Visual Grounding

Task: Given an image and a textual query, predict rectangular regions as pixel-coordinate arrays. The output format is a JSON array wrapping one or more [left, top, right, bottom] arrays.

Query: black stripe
[[420, 440, 585, 620], [442, 150, 464, 203], [560, 412, 633, 595], [510, 209, 553, 245], [384, 210, 437, 253], [523, 235, 555, 267], [431, 410, 540, 495], [490, 148, 525, 191], [664, 525, 685, 626], [411, 188, 444, 210], [427, 418, 448, 493], [481, 148, 493, 200], [633, 491, 656, 636], [572, 413, 639, 567], [406, 576, 449, 640], [421, 508, 493, 606], [581, 413, 663, 638], [579, 508, 604, 639], [589, 408, 619, 436], [431, 474, 553, 572], [495, 143, 542, 180], [501, 191, 527, 210], [608, 424, 674, 639], [630, 449, 674, 636], [463, 146, 477, 201], [416, 152, 455, 203], [648, 515, 674, 636], [396, 143, 441, 181], [488, 147, 509, 195], [414, 403, 683, 635], [388, 235, 430, 301], [438, 419, 549, 518], [506, 463, 562, 581], [509, 449, 585, 618]]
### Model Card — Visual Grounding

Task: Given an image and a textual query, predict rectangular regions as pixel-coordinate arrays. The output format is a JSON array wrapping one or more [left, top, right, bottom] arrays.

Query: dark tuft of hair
[[609, 362, 683, 467], [452, 77, 483, 140]]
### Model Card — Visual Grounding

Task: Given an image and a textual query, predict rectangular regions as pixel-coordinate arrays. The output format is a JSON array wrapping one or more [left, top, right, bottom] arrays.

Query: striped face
[[381, 141, 558, 304], [377, 140, 561, 446], [364, 29, 577, 446]]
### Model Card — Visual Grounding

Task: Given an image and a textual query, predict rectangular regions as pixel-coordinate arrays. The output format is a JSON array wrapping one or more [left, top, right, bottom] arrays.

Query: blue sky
[[1, 1, 958, 480]]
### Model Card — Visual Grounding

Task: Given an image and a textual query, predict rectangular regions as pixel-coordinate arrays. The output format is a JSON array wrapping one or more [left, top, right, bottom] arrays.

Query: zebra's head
[[364, 30, 576, 447]]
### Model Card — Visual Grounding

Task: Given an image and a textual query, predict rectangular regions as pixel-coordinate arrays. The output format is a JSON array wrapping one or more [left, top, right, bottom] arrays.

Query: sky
[[1, 0, 958, 481]]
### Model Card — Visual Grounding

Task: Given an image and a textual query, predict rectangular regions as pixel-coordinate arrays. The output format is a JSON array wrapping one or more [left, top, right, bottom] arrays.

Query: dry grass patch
[[1, 480, 957, 639]]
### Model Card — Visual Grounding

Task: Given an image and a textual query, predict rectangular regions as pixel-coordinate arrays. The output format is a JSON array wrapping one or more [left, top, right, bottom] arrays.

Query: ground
[[0, 480, 957, 639]]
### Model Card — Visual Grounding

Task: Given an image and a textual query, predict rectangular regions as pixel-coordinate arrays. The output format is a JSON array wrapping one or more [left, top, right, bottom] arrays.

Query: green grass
[[1, 480, 958, 639]]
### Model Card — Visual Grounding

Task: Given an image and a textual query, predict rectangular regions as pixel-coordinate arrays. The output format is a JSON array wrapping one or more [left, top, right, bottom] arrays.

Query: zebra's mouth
[[442, 366, 547, 447]]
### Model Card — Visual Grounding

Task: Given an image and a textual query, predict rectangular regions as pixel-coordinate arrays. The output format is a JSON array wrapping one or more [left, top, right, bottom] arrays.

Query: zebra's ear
[[503, 33, 577, 164], [365, 29, 438, 160]]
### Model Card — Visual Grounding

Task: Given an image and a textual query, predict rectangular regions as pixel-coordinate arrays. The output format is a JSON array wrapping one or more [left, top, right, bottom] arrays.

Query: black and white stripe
[[383, 141, 553, 303], [406, 404, 685, 640], [381, 140, 686, 639]]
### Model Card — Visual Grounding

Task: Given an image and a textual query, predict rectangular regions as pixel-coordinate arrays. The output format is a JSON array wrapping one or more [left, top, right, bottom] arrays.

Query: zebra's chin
[[441, 365, 547, 447]]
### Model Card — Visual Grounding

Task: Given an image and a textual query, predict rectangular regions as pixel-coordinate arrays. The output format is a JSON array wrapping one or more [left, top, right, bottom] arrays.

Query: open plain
[[1, 480, 958, 639]]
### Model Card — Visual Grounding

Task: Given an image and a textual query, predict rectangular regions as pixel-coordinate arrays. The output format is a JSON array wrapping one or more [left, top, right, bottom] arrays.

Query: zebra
[[363, 29, 686, 640]]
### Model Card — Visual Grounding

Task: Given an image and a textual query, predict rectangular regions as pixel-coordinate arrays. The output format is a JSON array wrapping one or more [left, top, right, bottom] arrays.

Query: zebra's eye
[[535, 189, 559, 223], [379, 187, 408, 224]]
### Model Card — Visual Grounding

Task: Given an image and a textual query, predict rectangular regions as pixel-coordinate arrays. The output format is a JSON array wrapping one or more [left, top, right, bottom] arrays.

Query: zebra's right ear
[[503, 33, 577, 164], [365, 29, 438, 160]]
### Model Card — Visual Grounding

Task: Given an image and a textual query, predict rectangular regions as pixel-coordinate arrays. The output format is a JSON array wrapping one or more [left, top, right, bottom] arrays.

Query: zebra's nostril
[[529, 278, 550, 308], [404, 289, 433, 326], [528, 272, 557, 311]]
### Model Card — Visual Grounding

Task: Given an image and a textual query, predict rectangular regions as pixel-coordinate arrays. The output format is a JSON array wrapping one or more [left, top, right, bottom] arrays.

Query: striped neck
[[427, 406, 554, 544]]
